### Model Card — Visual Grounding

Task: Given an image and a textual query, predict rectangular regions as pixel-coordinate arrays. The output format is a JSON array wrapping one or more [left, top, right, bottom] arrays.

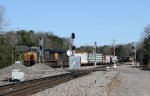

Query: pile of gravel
[[28, 64, 69, 79], [31, 63, 55, 71], [0, 63, 67, 81], [0, 63, 31, 76]]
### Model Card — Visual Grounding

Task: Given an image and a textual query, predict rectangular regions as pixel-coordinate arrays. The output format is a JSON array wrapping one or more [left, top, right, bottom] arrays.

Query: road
[[115, 65, 150, 96]]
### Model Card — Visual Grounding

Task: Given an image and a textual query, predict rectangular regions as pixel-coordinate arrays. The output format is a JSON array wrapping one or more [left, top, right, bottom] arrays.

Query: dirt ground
[[114, 64, 150, 96]]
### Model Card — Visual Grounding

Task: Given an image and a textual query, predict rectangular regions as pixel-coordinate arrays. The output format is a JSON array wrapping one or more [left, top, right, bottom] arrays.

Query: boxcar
[[74, 52, 88, 65]]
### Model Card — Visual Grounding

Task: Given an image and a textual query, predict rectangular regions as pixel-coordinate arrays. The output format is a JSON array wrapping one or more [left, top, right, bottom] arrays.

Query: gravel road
[[113, 65, 150, 96]]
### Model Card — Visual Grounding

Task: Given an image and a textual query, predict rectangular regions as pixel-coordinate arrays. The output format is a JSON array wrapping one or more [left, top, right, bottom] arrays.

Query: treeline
[[76, 43, 134, 57], [0, 30, 134, 68], [76, 24, 150, 66], [0, 30, 71, 68], [1, 24, 150, 68]]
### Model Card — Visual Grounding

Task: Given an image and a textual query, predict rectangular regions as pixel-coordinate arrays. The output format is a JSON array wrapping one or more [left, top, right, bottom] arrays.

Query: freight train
[[23, 49, 117, 67]]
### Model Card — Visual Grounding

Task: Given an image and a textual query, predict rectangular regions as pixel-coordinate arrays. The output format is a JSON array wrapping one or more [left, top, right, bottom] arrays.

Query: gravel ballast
[[33, 69, 120, 96]]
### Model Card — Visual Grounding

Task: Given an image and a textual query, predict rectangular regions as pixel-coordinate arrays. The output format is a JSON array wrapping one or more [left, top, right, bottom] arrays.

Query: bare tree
[[142, 25, 150, 39], [6, 31, 19, 46]]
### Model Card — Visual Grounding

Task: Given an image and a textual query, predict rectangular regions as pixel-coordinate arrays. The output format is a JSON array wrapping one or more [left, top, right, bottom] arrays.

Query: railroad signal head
[[115, 48, 118, 51], [132, 46, 135, 49], [39, 37, 42, 40], [39, 45, 42, 50], [71, 33, 75, 39], [72, 46, 75, 50], [110, 48, 114, 52]]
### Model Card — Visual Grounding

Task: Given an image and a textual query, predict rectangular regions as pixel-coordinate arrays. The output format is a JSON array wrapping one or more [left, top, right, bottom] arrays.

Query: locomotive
[[23, 49, 69, 67]]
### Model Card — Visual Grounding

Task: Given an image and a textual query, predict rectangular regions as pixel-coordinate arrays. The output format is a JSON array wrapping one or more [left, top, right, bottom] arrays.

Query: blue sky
[[0, 0, 150, 46]]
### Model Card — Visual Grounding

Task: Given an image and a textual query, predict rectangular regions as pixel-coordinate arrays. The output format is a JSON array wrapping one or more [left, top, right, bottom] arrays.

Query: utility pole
[[132, 42, 136, 65], [39, 37, 44, 64], [135, 43, 136, 64], [112, 38, 117, 68], [113, 38, 116, 57]]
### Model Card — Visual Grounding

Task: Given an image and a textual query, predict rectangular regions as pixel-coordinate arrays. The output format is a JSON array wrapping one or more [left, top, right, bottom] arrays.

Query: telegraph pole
[[39, 37, 44, 64], [132, 42, 136, 65], [112, 38, 117, 68], [113, 38, 116, 57]]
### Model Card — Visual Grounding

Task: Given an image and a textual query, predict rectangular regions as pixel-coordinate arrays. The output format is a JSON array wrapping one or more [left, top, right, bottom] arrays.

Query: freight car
[[88, 53, 103, 64], [74, 52, 114, 65], [74, 52, 88, 65], [23, 49, 69, 67]]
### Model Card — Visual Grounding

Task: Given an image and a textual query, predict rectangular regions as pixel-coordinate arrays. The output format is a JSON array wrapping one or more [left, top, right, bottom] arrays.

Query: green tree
[[17, 30, 35, 47], [102, 45, 111, 55], [76, 45, 93, 53], [0, 29, 72, 68]]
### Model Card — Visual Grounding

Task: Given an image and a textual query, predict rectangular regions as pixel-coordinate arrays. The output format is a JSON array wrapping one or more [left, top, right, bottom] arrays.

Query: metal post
[[93, 44, 95, 66], [42, 37, 44, 64], [72, 37, 74, 56], [94, 42, 97, 66], [39, 37, 44, 64]]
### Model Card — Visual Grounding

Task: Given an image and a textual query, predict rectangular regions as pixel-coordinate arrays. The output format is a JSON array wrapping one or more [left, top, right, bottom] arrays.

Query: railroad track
[[0, 70, 91, 96], [90, 65, 107, 71], [0, 66, 106, 96]]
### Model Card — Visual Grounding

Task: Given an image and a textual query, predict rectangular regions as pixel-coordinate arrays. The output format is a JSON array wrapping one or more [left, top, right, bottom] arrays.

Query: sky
[[0, 0, 150, 47]]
